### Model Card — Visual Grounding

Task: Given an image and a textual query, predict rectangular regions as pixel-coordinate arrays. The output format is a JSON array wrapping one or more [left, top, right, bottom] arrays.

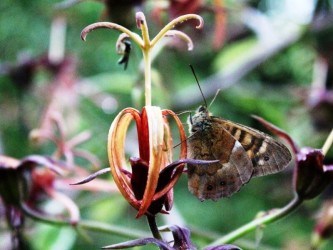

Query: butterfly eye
[[198, 106, 206, 112]]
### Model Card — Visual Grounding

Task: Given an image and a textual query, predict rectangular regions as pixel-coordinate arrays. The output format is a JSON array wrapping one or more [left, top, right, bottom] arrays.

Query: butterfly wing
[[216, 118, 292, 177], [187, 123, 254, 200]]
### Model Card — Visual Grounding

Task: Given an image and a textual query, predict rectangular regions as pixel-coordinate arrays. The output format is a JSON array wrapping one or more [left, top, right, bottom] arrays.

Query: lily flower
[[0, 154, 77, 249], [81, 12, 204, 219], [0, 155, 80, 223], [108, 106, 190, 217]]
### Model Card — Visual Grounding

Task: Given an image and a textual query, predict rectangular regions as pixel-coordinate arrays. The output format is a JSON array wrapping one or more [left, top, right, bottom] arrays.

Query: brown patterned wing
[[187, 123, 254, 200], [216, 118, 292, 177]]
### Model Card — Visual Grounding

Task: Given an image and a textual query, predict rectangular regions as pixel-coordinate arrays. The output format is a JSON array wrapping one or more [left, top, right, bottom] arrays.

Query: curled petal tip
[[80, 27, 90, 41], [80, 33, 87, 41], [165, 30, 194, 51], [80, 23, 105, 41], [195, 15, 204, 29], [80, 22, 115, 42]]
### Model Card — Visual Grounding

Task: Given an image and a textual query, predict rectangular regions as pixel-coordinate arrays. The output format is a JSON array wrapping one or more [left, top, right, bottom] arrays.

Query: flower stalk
[[81, 12, 205, 218], [322, 129, 333, 156], [20, 202, 149, 239], [208, 195, 303, 246], [80, 12, 215, 248]]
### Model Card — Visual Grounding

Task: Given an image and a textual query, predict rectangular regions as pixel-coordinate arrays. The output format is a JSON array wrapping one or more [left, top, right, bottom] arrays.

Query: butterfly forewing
[[216, 118, 292, 177]]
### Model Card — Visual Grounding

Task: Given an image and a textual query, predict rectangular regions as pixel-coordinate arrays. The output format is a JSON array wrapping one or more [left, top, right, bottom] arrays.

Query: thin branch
[[207, 195, 303, 246], [21, 202, 149, 239], [322, 129, 333, 156]]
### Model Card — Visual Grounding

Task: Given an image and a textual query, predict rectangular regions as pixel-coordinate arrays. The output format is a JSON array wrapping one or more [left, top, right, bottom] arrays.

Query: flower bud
[[294, 148, 331, 200]]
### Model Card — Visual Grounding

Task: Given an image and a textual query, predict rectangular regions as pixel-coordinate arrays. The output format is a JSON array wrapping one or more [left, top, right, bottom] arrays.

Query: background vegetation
[[1, 0, 333, 249]]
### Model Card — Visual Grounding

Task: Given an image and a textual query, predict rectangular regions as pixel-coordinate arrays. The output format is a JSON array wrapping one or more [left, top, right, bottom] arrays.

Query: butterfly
[[187, 105, 292, 201]]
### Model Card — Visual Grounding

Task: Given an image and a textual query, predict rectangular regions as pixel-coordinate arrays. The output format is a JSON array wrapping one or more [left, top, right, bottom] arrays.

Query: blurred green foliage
[[1, 0, 333, 249]]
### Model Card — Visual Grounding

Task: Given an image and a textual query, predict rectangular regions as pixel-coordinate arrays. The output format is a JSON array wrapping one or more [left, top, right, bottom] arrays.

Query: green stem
[[138, 13, 152, 107], [322, 128, 333, 156], [208, 195, 303, 246], [146, 215, 162, 240], [142, 49, 152, 106], [21, 202, 149, 239]]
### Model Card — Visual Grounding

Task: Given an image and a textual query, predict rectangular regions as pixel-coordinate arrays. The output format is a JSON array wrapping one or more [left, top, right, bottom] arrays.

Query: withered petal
[[152, 159, 220, 202], [20, 155, 66, 176], [324, 165, 333, 172], [204, 245, 242, 250], [70, 168, 110, 185], [162, 109, 187, 159], [0, 155, 20, 169], [108, 108, 142, 211], [137, 106, 165, 217], [102, 238, 172, 250]]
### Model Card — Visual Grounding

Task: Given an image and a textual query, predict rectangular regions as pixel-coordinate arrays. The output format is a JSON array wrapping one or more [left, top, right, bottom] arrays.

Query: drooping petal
[[152, 159, 219, 203], [102, 237, 172, 250], [137, 106, 165, 217], [45, 188, 80, 225], [204, 244, 242, 250], [162, 109, 187, 160], [108, 108, 142, 210], [70, 168, 110, 185]]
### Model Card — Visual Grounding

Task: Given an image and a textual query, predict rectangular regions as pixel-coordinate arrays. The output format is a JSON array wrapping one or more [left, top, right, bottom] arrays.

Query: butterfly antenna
[[173, 130, 198, 149], [176, 110, 192, 116], [208, 88, 221, 108], [190, 64, 207, 107]]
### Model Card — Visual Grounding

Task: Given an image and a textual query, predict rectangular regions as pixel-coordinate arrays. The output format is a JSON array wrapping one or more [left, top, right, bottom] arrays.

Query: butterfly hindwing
[[188, 117, 254, 200]]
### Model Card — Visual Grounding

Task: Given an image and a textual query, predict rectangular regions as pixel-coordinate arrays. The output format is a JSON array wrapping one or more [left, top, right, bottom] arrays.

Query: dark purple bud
[[163, 225, 196, 249], [294, 148, 331, 199]]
